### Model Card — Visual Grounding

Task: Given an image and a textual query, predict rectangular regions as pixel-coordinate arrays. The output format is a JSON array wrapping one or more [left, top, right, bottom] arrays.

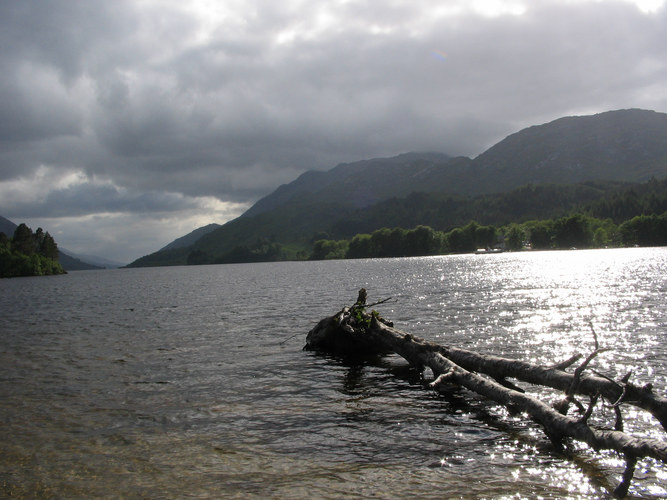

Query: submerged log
[[379, 324, 667, 431], [305, 290, 667, 497]]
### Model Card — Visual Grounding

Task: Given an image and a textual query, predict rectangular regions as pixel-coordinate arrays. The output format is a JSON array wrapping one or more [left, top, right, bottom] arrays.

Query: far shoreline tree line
[[0, 223, 65, 278], [5, 210, 666, 275], [309, 212, 667, 260]]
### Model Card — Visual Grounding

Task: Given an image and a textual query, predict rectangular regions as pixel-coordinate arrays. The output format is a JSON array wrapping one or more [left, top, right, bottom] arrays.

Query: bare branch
[[551, 354, 583, 370], [578, 394, 599, 424], [614, 405, 624, 432], [588, 320, 599, 350], [613, 454, 637, 498]]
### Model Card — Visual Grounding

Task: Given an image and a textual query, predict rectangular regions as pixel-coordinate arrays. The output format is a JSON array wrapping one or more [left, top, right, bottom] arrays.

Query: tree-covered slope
[[159, 223, 221, 251], [326, 181, 628, 239], [242, 152, 454, 217], [57, 251, 104, 271]]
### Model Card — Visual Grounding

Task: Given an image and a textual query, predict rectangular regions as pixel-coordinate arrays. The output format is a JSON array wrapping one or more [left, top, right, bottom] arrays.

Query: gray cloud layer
[[1, 0, 666, 262]]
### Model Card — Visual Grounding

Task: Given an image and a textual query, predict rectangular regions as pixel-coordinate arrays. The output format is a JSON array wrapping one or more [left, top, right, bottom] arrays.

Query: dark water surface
[[1, 248, 666, 498]]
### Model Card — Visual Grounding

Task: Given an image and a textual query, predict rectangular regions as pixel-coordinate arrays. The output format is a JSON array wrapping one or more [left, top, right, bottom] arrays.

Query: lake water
[[1, 248, 666, 498]]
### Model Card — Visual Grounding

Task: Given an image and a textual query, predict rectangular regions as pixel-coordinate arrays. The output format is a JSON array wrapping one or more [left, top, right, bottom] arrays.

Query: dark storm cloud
[[1, 0, 666, 260]]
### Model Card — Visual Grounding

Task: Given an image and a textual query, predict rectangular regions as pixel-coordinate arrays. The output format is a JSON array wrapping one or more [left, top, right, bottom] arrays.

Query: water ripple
[[1, 248, 666, 498]]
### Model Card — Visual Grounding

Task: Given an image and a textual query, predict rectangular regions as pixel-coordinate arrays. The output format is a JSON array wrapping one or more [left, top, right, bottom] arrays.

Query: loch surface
[[1, 248, 666, 498]]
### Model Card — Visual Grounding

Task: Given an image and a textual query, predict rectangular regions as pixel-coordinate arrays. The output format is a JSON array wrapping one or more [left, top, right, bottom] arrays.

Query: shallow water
[[1, 248, 666, 498]]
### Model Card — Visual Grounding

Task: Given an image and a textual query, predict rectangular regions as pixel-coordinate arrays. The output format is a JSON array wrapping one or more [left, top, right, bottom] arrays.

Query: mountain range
[[128, 108, 667, 267]]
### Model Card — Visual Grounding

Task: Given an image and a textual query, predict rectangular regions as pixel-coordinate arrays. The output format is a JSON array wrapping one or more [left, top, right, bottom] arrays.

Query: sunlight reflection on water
[[401, 249, 666, 382]]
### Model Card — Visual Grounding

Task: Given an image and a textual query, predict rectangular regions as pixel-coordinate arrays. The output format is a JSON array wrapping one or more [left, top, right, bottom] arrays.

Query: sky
[[1, 0, 666, 264]]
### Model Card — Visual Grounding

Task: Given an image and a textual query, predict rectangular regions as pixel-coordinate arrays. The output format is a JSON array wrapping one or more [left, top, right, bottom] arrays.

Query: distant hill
[[159, 223, 221, 251], [57, 251, 104, 271], [244, 152, 453, 217], [59, 248, 124, 269], [74, 254, 125, 269], [126, 223, 222, 268], [0, 215, 17, 237], [128, 109, 667, 267], [472, 108, 667, 189]]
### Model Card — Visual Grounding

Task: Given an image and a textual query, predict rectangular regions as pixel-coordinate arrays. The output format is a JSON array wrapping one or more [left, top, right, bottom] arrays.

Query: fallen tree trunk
[[304, 290, 667, 498], [379, 323, 667, 431]]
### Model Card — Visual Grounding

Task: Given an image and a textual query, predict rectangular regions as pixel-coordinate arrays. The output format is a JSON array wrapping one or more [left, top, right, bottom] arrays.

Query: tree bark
[[364, 318, 667, 464], [373, 321, 667, 431]]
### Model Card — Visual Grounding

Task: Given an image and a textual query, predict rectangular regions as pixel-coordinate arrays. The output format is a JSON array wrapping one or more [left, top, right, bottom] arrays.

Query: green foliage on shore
[[309, 211, 667, 260], [619, 213, 667, 247], [0, 223, 66, 278], [302, 178, 667, 261]]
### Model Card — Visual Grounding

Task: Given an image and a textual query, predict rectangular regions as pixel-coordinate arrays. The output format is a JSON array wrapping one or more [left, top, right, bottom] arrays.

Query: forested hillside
[[310, 178, 667, 260]]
